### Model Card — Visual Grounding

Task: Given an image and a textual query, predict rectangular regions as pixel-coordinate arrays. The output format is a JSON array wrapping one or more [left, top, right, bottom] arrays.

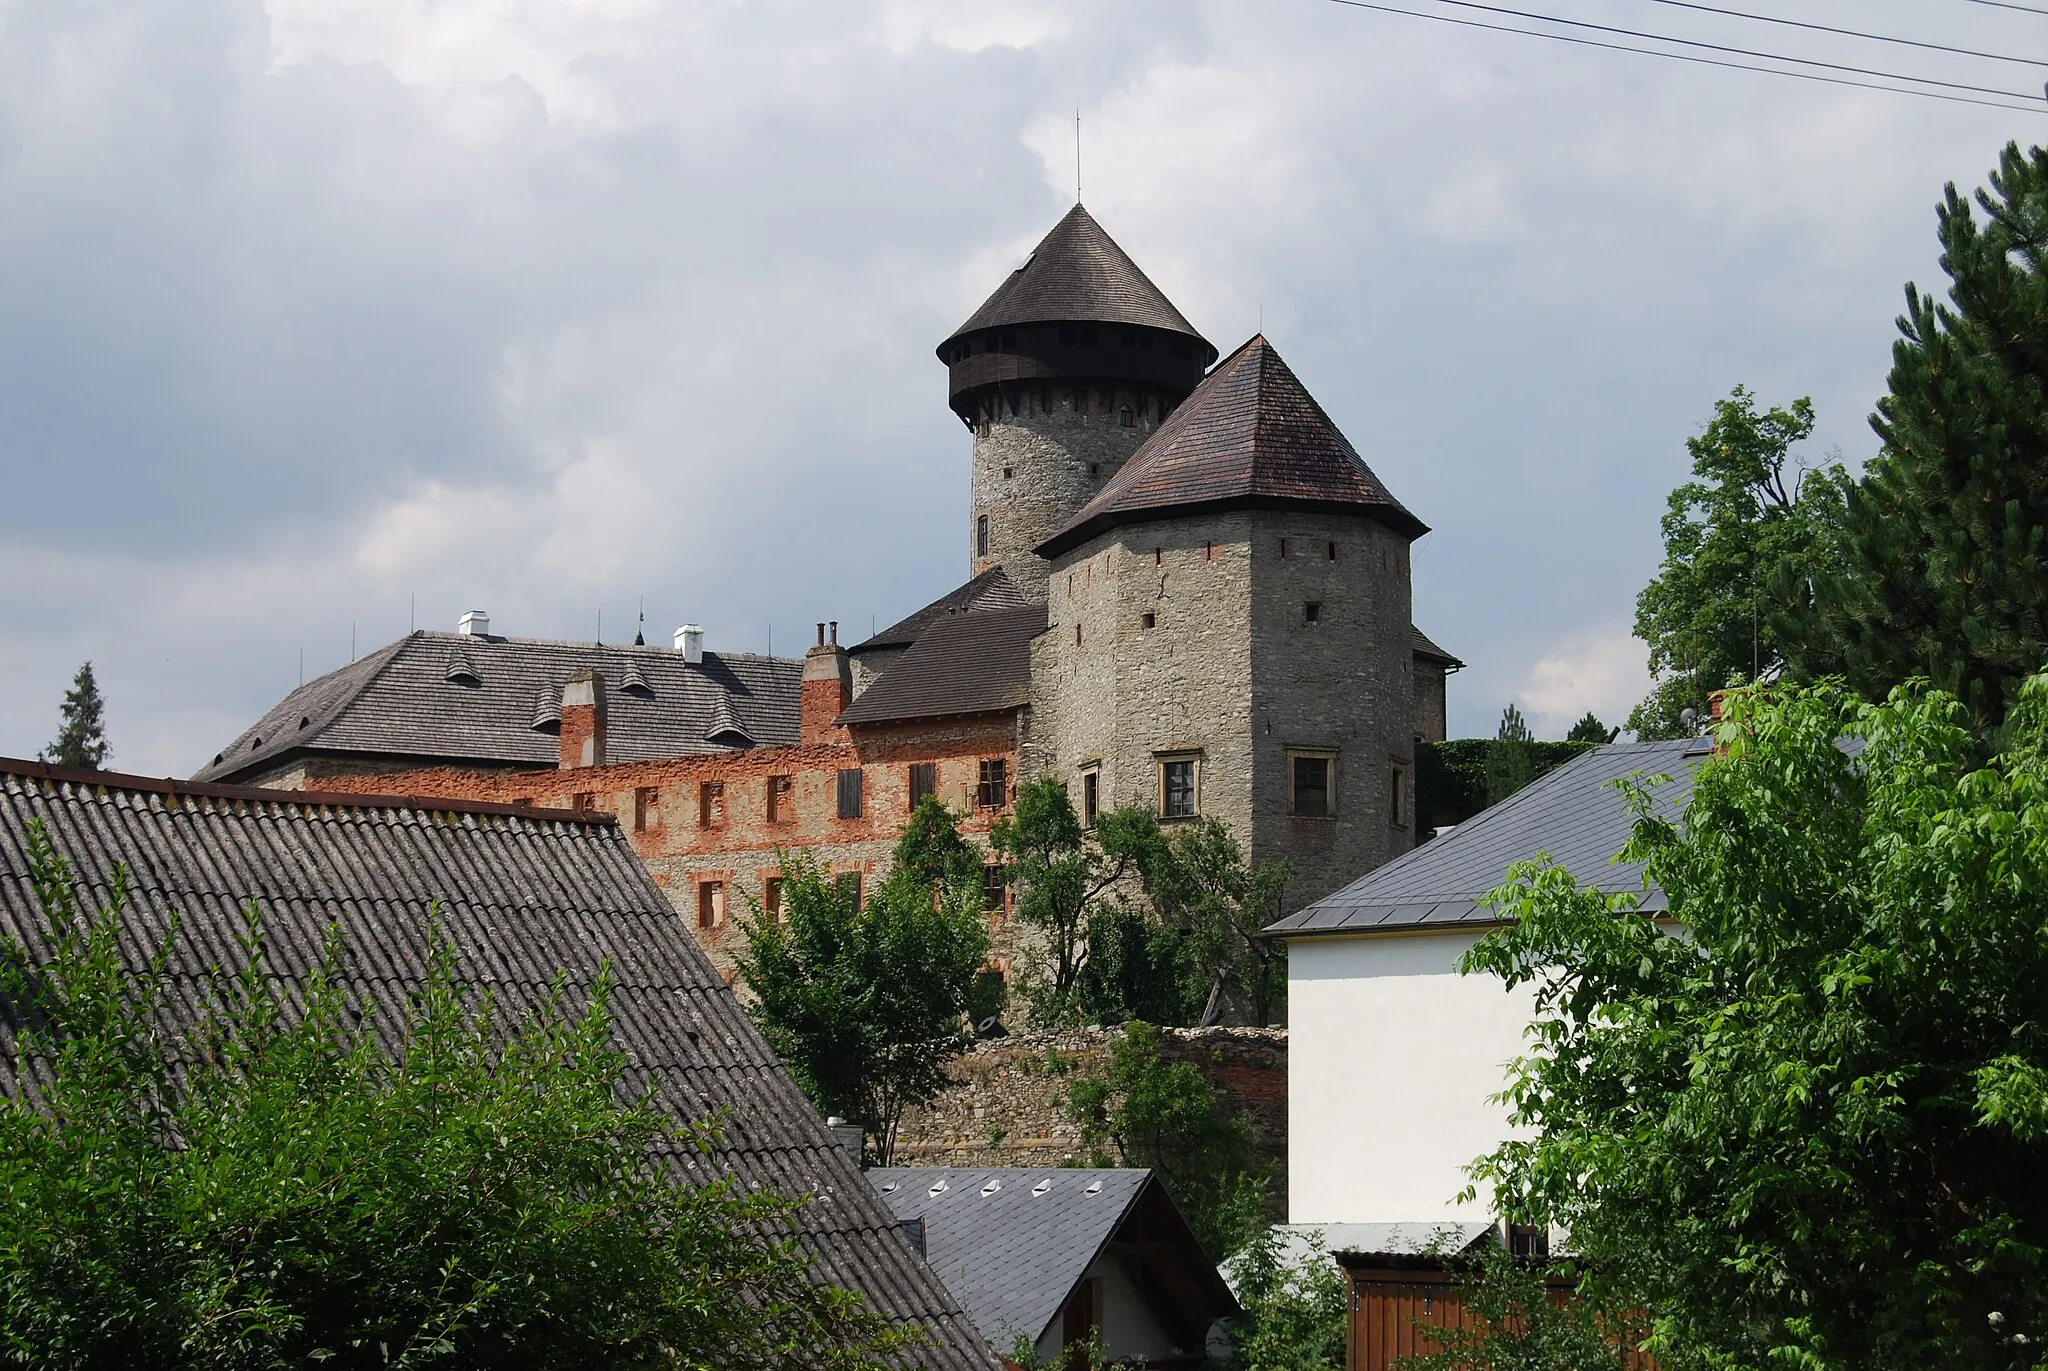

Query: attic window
[[531, 686, 562, 733], [298, 717, 311, 731], [250, 737, 262, 750], [1032, 1179, 1052, 1196], [1119, 407, 1133, 427], [445, 654, 482, 687], [980, 1178, 1002, 1196], [620, 664, 654, 698]]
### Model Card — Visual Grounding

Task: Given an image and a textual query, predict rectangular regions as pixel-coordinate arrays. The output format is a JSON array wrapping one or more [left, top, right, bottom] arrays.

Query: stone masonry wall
[[894, 1025, 1288, 1195]]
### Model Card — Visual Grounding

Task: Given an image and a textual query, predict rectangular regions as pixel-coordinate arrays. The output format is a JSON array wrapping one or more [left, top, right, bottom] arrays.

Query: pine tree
[[1484, 704, 1535, 806], [1795, 143, 2048, 734], [1565, 711, 1613, 744], [44, 662, 110, 770]]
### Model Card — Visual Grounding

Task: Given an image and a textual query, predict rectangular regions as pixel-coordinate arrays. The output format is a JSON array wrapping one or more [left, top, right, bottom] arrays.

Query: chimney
[[801, 621, 851, 745], [458, 609, 490, 637], [559, 671, 607, 769], [674, 624, 704, 665]]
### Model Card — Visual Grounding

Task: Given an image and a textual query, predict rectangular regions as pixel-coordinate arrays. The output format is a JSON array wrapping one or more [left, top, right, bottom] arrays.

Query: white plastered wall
[[1287, 929, 1536, 1225]]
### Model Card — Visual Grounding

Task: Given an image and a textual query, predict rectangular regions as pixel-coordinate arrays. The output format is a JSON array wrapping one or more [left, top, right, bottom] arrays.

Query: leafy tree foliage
[[1401, 1245, 1636, 1371], [1065, 1021, 1267, 1260], [1219, 1227, 1347, 1371], [1485, 703, 1536, 806], [1148, 818, 1293, 1029], [1796, 144, 2048, 737], [1564, 712, 1613, 745], [1628, 385, 1848, 740], [0, 822, 908, 1370], [737, 805, 989, 1165], [42, 661, 110, 770], [1465, 677, 2048, 1369], [990, 778, 1161, 1026], [1074, 902, 1201, 1028]]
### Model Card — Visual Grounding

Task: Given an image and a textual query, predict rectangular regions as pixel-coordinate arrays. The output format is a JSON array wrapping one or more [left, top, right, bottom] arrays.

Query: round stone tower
[[939, 203, 1215, 601]]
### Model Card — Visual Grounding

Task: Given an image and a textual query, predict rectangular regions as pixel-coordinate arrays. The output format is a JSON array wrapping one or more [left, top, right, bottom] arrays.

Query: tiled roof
[[1266, 738, 1705, 938], [838, 606, 1045, 728], [1411, 625, 1464, 668], [1037, 335, 1429, 558], [868, 1168, 1237, 1354], [850, 570, 1030, 656], [195, 631, 800, 784], [0, 760, 996, 1369], [943, 204, 1209, 348]]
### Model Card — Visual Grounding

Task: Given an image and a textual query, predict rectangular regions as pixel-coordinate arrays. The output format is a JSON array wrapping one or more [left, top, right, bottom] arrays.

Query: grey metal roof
[[850, 569, 1031, 657], [867, 1167, 1240, 1353], [942, 204, 1209, 350], [1268, 738, 1706, 938], [838, 606, 1045, 728], [195, 631, 800, 784], [0, 760, 996, 1370]]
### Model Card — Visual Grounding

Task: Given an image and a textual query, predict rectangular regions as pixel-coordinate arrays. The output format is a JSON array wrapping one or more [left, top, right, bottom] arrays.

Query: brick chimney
[[560, 671, 607, 769], [801, 622, 851, 745]]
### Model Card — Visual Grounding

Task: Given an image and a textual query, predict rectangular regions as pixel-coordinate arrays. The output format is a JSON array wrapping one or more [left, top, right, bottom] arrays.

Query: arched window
[[1119, 407, 1133, 428], [977, 515, 990, 558]]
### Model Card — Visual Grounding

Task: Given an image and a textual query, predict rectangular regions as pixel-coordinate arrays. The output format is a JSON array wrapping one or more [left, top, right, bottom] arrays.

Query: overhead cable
[[1964, 0, 2048, 15], [1319, 0, 2048, 113], [1330, 0, 2042, 99], [1634, 0, 2048, 69]]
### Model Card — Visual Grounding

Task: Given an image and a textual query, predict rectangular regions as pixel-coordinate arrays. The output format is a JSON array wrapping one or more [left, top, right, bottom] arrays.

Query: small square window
[[1081, 769, 1100, 828], [699, 780, 725, 829], [1291, 754, 1333, 817], [571, 791, 595, 812], [697, 881, 725, 931], [1159, 757, 1198, 819], [1002, 467, 1014, 480], [1141, 612, 1156, 630], [836, 768, 864, 820], [977, 758, 1008, 809], [1304, 602, 1322, 624], [766, 774, 793, 824], [1089, 462, 1100, 476], [909, 762, 937, 807]]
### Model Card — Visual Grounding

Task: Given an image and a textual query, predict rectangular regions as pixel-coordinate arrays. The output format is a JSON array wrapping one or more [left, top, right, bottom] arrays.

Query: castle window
[[1279, 537, 1288, 558], [634, 786, 660, 832], [836, 768, 864, 820], [1119, 407, 1133, 427], [764, 876, 784, 923], [977, 758, 1008, 810], [909, 762, 937, 807], [1158, 756, 1199, 820], [1081, 768, 1100, 827], [1002, 466, 1013, 480], [767, 773, 793, 823], [1154, 547, 1162, 565], [983, 863, 1007, 913], [1089, 462, 1100, 476], [977, 515, 989, 558], [1141, 612, 1156, 630], [1390, 761, 1409, 828], [697, 881, 725, 931], [699, 780, 725, 829], [1204, 541, 1214, 561], [1290, 752, 1336, 817], [1328, 541, 1338, 560], [1305, 601, 1322, 624], [1075, 624, 1082, 646]]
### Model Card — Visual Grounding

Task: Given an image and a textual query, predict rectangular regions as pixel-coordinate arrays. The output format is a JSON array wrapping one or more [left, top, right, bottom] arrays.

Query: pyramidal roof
[[942, 203, 1209, 349], [1036, 334, 1428, 557]]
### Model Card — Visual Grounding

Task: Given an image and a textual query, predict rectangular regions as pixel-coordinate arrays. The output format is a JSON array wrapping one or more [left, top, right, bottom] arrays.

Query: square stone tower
[[1023, 336, 1429, 905]]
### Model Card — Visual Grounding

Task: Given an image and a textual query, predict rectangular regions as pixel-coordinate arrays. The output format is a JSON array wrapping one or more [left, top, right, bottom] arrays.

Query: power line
[[1330, 0, 2043, 99], [1635, 0, 2048, 69], [1319, 0, 2048, 113], [1965, 0, 2048, 15]]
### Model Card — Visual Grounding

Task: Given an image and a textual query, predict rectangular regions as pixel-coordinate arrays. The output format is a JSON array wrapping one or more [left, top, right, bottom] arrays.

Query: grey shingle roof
[[0, 760, 996, 1369], [838, 606, 1045, 728], [195, 631, 800, 784], [867, 1168, 1236, 1354], [1038, 335, 1428, 559], [1267, 738, 1706, 938], [850, 570, 1031, 657], [942, 204, 1209, 350], [1410, 625, 1464, 668]]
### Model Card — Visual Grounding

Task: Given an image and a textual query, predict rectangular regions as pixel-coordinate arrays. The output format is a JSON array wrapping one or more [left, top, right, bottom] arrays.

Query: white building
[[1267, 737, 1704, 1228]]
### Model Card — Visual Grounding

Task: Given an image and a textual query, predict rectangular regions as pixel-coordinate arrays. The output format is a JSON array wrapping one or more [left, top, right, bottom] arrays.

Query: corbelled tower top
[[940, 205, 1216, 599], [938, 203, 1216, 422]]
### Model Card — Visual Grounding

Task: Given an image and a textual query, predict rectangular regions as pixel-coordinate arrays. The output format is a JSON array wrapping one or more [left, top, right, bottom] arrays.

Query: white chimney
[[674, 624, 704, 664], [458, 610, 490, 637]]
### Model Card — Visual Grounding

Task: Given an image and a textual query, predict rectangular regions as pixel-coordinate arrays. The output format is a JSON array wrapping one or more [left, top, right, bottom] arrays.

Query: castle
[[196, 204, 1459, 980]]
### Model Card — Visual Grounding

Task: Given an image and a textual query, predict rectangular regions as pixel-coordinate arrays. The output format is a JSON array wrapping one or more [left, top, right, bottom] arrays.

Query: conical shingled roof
[[1036, 334, 1428, 557], [941, 203, 1210, 351]]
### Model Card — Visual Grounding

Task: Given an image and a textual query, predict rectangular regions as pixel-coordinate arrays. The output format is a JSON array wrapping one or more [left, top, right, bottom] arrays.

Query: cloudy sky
[[0, 0, 2038, 772]]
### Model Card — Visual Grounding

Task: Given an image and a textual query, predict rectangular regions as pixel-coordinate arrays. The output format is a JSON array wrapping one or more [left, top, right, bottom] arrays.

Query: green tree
[[1796, 143, 2048, 738], [0, 822, 909, 1370], [1074, 902, 1201, 1028], [1065, 1021, 1267, 1260], [42, 661, 110, 769], [1401, 1245, 1636, 1371], [1485, 703, 1536, 806], [1564, 712, 1612, 745], [1463, 677, 2048, 1369], [1220, 1227, 1347, 1371], [737, 811, 990, 1165], [990, 778, 1163, 1026], [1629, 386, 1848, 740], [1150, 817, 1294, 1029]]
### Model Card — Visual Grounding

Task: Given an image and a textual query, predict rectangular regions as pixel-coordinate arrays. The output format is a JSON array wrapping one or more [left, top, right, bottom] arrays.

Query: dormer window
[[445, 653, 482, 687], [620, 664, 654, 698]]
